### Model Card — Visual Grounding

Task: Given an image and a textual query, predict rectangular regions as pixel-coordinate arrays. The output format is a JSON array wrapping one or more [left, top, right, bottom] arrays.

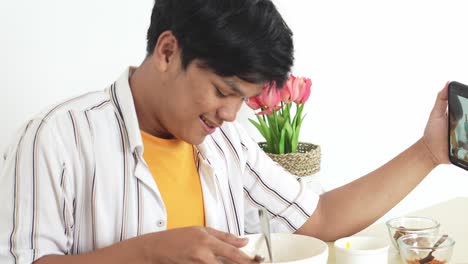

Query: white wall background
[[1, 0, 468, 223]]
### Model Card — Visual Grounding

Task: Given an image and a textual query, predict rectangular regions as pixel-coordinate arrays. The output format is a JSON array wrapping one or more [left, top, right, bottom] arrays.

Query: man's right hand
[[35, 226, 258, 264], [143, 226, 258, 263]]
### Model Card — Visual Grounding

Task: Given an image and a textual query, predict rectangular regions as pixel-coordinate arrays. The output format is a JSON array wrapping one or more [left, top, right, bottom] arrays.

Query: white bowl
[[240, 233, 328, 263], [334, 236, 389, 264]]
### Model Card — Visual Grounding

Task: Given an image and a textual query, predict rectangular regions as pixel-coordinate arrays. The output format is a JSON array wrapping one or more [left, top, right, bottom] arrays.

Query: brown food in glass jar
[[393, 226, 409, 241], [406, 259, 446, 264]]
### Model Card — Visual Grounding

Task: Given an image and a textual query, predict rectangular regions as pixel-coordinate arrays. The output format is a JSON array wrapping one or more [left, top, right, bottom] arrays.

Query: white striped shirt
[[0, 68, 319, 263]]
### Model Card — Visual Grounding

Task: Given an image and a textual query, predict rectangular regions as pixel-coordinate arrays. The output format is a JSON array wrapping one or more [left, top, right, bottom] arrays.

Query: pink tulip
[[294, 77, 312, 104], [246, 96, 263, 110], [280, 74, 297, 103], [259, 82, 281, 110], [279, 87, 291, 103], [291, 77, 312, 104], [280, 74, 294, 104], [290, 75, 304, 102]]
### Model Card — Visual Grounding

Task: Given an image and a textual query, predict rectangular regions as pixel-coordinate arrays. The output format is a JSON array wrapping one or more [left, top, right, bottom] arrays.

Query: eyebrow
[[222, 79, 247, 97]]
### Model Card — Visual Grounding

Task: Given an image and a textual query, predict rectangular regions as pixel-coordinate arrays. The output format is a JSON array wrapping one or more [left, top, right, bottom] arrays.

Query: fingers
[[206, 227, 249, 248], [217, 256, 261, 264], [430, 82, 449, 119], [205, 227, 257, 264], [211, 241, 257, 264]]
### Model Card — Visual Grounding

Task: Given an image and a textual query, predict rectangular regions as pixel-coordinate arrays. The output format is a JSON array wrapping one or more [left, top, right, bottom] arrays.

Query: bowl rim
[[334, 236, 389, 254], [241, 233, 329, 255], [397, 233, 456, 250], [385, 216, 440, 231]]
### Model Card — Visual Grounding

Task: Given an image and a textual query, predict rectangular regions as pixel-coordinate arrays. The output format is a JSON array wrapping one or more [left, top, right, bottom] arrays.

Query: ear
[[150, 30, 181, 72]]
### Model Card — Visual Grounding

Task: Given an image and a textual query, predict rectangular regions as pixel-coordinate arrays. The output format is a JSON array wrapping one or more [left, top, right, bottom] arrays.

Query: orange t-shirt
[[141, 130, 205, 229]]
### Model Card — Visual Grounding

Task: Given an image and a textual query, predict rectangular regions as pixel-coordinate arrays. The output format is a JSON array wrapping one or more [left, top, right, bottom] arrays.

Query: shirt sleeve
[[0, 118, 74, 263], [234, 122, 320, 234]]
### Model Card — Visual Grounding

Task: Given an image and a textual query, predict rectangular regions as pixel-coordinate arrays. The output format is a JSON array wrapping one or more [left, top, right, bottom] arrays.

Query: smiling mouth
[[200, 115, 218, 128], [200, 115, 220, 134]]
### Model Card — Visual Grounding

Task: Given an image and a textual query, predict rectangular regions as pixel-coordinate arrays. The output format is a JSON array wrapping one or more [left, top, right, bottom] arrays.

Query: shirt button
[[156, 220, 165, 227]]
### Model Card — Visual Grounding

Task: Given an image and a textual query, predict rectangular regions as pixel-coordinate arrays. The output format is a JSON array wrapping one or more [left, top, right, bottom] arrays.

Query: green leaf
[[294, 104, 304, 128], [279, 127, 286, 154], [292, 114, 306, 153], [291, 104, 299, 129], [295, 113, 307, 131], [284, 121, 293, 139], [256, 116, 271, 144], [272, 109, 280, 136], [279, 114, 286, 127], [291, 131, 299, 153], [266, 113, 281, 153], [283, 122, 293, 153], [256, 115, 274, 153], [283, 103, 291, 122], [251, 102, 307, 154], [249, 119, 268, 141], [269, 116, 278, 152]]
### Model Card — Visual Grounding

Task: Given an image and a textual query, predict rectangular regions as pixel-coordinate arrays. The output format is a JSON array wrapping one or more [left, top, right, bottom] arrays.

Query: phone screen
[[448, 81, 468, 170]]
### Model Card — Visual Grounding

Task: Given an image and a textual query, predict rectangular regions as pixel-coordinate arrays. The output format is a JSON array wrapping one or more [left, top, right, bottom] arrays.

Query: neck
[[129, 60, 174, 139]]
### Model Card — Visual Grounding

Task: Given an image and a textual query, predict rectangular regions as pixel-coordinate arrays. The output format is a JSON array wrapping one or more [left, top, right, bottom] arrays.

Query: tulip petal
[[256, 109, 273, 115], [261, 82, 281, 109], [246, 97, 262, 110], [280, 86, 292, 104], [298, 78, 312, 104]]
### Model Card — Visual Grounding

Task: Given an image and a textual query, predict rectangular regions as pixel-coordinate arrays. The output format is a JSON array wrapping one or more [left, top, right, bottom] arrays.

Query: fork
[[419, 234, 448, 264], [258, 208, 273, 263]]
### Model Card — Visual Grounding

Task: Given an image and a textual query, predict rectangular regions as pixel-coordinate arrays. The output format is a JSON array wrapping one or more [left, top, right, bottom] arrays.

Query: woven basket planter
[[258, 142, 321, 177]]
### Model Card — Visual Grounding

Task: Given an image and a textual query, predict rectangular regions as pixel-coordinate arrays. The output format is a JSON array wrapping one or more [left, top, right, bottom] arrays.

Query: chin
[[192, 136, 207, 145], [182, 134, 207, 145]]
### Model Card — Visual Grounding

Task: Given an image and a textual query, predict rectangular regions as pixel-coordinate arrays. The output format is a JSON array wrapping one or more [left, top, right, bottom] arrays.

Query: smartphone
[[448, 81, 468, 170]]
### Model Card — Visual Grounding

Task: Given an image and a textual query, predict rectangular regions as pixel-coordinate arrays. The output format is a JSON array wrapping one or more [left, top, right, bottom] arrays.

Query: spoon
[[418, 234, 448, 264], [258, 208, 273, 263], [253, 254, 265, 263]]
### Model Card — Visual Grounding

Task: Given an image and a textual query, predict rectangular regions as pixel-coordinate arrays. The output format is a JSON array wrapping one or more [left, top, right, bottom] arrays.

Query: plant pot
[[258, 142, 321, 177]]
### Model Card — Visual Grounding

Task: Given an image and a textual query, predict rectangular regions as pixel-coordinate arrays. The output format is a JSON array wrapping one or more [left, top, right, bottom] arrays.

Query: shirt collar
[[110, 67, 143, 153]]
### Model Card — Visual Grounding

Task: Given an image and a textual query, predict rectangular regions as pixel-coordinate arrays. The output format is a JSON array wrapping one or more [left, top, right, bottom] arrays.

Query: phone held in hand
[[448, 81, 468, 170]]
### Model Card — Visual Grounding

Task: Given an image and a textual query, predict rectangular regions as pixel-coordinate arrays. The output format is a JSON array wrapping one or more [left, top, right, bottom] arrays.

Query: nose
[[217, 98, 243, 122]]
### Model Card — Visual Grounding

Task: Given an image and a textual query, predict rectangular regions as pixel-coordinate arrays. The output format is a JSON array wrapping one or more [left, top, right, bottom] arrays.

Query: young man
[[0, 0, 450, 263]]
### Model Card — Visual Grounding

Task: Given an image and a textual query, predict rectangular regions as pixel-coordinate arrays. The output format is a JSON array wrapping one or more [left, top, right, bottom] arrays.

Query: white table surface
[[326, 197, 468, 264]]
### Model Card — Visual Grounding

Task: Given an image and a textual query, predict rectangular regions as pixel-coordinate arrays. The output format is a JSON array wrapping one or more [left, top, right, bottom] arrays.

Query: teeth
[[201, 116, 214, 128]]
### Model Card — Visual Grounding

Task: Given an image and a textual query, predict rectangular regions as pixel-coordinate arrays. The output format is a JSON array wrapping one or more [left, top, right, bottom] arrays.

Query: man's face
[[150, 57, 263, 145]]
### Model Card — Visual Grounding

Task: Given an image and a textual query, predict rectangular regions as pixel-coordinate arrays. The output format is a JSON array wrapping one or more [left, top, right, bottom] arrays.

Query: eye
[[214, 86, 228, 98]]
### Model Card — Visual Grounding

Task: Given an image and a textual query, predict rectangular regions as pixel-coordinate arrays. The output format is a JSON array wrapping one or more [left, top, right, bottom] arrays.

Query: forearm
[[298, 138, 438, 241], [34, 234, 150, 264]]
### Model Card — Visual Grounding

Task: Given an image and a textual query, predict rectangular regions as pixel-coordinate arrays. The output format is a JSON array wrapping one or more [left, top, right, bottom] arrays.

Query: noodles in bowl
[[240, 233, 328, 263]]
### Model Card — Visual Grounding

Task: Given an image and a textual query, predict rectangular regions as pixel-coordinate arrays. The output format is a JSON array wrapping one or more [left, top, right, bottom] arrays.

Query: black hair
[[146, 0, 294, 87]]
